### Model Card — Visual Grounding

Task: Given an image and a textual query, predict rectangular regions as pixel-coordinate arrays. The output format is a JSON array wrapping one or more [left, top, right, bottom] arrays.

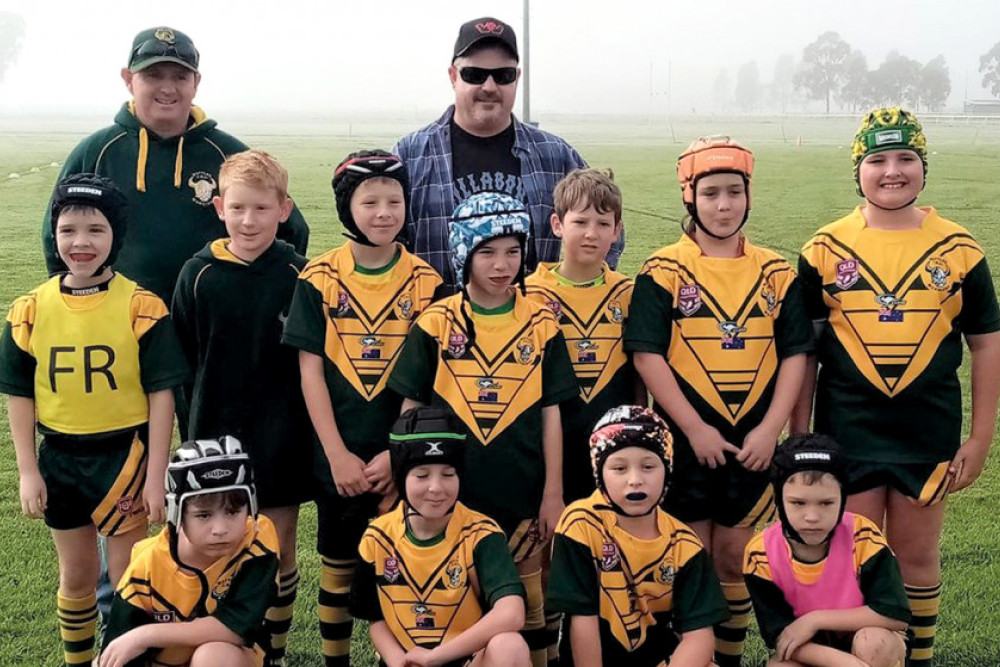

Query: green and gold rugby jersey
[[104, 516, 279, 666], [282, 243, 443, 466], [0, 274, 187, 437], [625, 234, 814, 445], [547, 491, 729, 666], [388, 292, 579, 531], [743, 513, 910, 648], [799, 207, 1000, 462], [351, 502, 524, 650], [526, 262, 637, 501]]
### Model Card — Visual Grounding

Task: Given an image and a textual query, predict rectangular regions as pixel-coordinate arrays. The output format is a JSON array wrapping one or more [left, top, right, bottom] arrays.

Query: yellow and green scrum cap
[[851, 107, 928, 196]]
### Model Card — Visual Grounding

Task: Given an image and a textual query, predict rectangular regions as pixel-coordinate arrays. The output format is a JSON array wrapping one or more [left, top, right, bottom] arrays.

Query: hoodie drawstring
[[134, 122, 186, 192]]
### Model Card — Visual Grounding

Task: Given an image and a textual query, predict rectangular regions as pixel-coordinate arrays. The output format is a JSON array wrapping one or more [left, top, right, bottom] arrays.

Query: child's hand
[[143, 477, 166, 524], [737, 425, 779, 472], [687, 422, 740, 468], [775, 615, 817, 662], [19, 470, 47, 519], [949, 436, 989, 492], [100, 627, 149, 667], [330, 450, 372, 497], [365, 451, 394, 495], [539, 494, 565, 543], [402, 646, 441, 666]]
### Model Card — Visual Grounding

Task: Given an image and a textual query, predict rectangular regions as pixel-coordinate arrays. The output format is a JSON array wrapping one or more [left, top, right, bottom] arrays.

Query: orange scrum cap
[[676, 136, 755, 207]]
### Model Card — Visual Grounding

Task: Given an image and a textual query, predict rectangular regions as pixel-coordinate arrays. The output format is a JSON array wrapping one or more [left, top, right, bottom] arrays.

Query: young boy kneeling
[[101, 437, 279, 667], [547, 405, 729, 667], [350, 407, 529, 667], [744, 435, 910, 667]]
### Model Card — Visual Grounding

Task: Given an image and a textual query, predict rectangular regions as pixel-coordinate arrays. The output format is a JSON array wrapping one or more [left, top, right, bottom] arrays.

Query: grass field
[[1, 114, 999, 666]]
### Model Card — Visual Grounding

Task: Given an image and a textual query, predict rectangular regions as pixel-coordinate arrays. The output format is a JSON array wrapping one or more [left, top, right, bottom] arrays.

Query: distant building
[[963, 99, 1000, 115]]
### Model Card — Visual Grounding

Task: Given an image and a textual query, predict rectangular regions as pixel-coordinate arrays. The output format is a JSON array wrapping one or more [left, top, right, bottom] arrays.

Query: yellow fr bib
[[32, 276, 147, 434]]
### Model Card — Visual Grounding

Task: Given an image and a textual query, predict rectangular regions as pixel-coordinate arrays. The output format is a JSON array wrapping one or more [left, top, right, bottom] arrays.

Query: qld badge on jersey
[[477, 377, 501, 402], [333, 291, 351, 318], [383, 557, 400, 583], [719, 321, 746, 349], [188, 172, 217, 206], [835, 258, 860, 290], [678, 283, 702, 317], [361, 335, 383, 359], [448, 331, 468, 358], [876, 293, 906, 322], [153, 610, 177, 623], [761, 278, 777, 315], [576, 339, 598, 362], [925, 257, 951, 291], [546, 299, 563, 320], [601, 541, 620, 571]]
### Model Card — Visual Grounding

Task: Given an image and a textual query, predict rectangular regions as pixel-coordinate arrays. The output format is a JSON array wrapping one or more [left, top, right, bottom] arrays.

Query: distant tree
[[871, 51, 922, 108], [0, 10, 25, 83], [979, 41, 1000, 97], [794, 31, 851, 114], [839, 50, 872, 113], [919, 56, 951, 112], [713, 68, 732, 111], [772, 54, 796, 112], [734, 61, 760, 112]]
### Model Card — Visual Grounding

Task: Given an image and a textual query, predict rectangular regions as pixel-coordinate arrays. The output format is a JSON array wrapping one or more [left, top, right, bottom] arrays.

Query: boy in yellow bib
[[0, 174, 187, 666]]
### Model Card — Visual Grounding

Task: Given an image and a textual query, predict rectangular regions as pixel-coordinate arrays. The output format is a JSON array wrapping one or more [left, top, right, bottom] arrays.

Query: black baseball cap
[[453, 17, 518, 63], [128, 27, 199, 73]]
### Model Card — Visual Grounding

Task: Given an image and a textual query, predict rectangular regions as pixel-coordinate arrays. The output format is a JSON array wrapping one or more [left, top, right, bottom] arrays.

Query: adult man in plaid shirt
[[395, 16, 624, 293]]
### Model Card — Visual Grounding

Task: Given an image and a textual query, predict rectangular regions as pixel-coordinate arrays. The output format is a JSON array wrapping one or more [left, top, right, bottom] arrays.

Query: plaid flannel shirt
[[394, 106, 625, 289]]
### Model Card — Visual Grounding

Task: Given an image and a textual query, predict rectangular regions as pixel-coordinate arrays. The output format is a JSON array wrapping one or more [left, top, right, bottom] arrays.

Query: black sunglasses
[[131, 39, 199, 68], [458, 66, 518, 86]]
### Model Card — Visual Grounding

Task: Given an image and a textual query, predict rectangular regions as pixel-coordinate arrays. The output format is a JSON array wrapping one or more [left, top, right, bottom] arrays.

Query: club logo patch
[[516, 337, 535, 365], [412, 603, 436, 628], [187, 172, 217, 206], [835, 258, 860, 290], [154, 28, 176, 43], [396, 293, 414, 320], [360, 335, 383, 359], [383, 557, 400, 583], [576, 339, 599, 362], [761, 278, 777, 315], [448, 331, 468, 358], [678, 283, 702, 317], [477, 377, 501, 402], [117, 496, 135, 514], [925, 257, 951, 291], [212, 576, 232, 600], [876, 293, 906, 322], [445, 561, 464, 588], [546, 299, 562, 319], [657, 561, 675, 585], [719, 321, 746, 349], [607, 300, 624, 323], [601, 541, 620, 571]]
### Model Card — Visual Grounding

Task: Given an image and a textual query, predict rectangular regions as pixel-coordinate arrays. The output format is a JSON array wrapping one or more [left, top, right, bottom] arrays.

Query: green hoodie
[[43, 103, 310, 302]]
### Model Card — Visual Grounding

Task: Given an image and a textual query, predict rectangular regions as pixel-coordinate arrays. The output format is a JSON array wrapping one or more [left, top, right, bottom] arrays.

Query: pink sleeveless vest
[[762, 512, 865, 617]]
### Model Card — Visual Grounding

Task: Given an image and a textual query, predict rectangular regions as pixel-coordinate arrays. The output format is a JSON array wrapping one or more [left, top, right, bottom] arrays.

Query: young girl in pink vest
[[743, 434, 910, 667]]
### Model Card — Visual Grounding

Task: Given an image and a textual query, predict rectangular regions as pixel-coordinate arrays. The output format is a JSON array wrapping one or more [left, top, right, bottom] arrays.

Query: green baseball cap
[[128, 27, 199, 73]]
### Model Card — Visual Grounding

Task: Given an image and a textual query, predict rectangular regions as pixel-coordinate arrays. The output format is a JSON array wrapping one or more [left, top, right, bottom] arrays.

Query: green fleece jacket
[[43, 103, 309, 302]]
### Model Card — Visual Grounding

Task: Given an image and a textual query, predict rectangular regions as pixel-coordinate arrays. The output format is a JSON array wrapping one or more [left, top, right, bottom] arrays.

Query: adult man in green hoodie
[[42, 26, 309, 302]]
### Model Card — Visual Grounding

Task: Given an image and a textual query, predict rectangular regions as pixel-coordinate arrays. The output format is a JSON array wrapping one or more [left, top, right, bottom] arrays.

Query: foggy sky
[[1, 0, 997, 118]]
